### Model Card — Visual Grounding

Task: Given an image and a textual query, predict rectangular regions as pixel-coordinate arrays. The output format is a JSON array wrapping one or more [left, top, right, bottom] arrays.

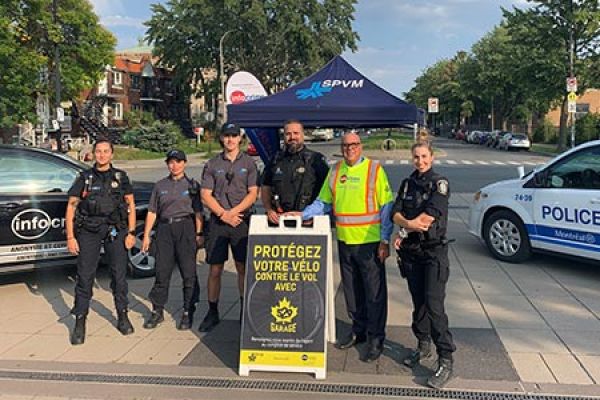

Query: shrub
[[576, 113, 600, 143], [135, 121, 184, 153], [533, 118, 557, 143]]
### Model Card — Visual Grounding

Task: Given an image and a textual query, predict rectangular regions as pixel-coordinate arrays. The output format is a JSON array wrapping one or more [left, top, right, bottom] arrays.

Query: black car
[[0, 145, 155, 277]]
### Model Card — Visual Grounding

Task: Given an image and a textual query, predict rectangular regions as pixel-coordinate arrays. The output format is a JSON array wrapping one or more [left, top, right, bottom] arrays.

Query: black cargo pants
[[72, 224, 129, 316], [148, 217, 199, 312], [400, 245, 456, 360]]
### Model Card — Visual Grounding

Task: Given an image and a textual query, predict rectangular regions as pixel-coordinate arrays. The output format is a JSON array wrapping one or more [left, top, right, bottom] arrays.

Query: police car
[[469, 140, 600, 263], [0, 145, 155, 276]]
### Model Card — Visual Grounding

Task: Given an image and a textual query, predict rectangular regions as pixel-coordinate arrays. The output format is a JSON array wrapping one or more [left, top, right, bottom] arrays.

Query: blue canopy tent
[[227, 56, 420, 161]]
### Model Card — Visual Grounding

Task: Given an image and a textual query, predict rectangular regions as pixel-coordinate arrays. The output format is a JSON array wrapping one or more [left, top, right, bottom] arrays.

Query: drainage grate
[[0, 370, 593, 400]]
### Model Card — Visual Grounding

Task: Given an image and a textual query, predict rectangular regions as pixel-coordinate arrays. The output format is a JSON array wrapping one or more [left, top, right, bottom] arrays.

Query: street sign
[[567, 92, 577, 102], [566, 77, 577, 93], [568, 101, 577, 113], [56, 107, 65, 122], [428, 97, 439, 113]]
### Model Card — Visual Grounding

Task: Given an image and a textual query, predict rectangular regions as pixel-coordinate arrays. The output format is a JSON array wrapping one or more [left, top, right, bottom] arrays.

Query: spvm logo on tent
[[295, 79, 364, 100]]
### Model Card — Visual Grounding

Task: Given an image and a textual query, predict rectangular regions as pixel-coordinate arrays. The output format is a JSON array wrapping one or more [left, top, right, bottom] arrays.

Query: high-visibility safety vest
[[318, 158, 393, 244]]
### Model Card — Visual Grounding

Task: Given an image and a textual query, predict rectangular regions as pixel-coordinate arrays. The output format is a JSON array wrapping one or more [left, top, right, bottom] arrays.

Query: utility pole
[[568, 0, 576, 148], [52, 0, 63, 152]]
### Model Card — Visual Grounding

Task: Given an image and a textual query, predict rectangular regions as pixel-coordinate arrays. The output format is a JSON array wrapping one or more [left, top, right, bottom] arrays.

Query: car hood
[[132, 181, 153, 209], [480, 178, 524, 192]]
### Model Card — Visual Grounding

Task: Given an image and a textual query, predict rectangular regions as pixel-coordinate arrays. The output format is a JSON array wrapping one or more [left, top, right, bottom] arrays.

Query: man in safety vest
[[297, 131, 394, 362]]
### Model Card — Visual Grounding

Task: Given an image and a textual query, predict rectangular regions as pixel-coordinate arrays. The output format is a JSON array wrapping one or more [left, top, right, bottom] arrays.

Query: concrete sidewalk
[[1, 193, 600, 399]]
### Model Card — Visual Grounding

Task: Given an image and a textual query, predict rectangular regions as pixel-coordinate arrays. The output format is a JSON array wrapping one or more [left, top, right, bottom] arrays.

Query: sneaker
[[178, 311, 192, 330], [198, 310, 220, 332], [427, 358, 454, 389], [143, 311, 164, 329]]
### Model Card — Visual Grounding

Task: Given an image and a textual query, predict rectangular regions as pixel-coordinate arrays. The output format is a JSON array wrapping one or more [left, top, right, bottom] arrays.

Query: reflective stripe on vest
[[328, 159, 381, 226]]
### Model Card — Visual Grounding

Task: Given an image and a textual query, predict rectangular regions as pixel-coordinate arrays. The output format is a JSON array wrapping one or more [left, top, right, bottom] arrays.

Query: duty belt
[[159, 215, 192, 224]]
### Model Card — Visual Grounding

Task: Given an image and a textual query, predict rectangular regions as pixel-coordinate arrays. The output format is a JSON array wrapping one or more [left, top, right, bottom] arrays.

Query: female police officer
[[65, 138, 137, 345], [391, 140, 456, 389], [141, 149, 204, 330]]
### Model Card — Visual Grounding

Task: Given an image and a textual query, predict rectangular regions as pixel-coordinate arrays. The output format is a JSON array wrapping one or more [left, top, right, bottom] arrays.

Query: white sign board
[[428, 97, 439, 113], [226, 71, 267, 105], [568, 100, 577, 113], [566, 77, 577, 93], [56, 107, 65, 122]]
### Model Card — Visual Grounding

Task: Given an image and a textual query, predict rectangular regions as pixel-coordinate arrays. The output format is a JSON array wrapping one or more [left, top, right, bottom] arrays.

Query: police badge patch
[[437, 179, 449, 196]]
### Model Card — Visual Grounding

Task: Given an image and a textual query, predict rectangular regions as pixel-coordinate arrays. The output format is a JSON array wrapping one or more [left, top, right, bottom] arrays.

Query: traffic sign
[[568, 101, 577, 113], [566, 77, 577, 93], [567, 92, 577, 102], [56, 107, 65, 122], [428, 97, 439, 113]]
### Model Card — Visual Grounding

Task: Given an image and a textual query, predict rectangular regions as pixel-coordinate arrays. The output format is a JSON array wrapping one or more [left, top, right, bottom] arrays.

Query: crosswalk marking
[[508, 161, 521, 165], [300, 158, 545, 167], [461, 160, 474, 165], [400, 160, 409, 165], [434, 160, 441, 164], [492, 161, 505, 165], [475, 160, 489, 165], [385, 160, 394, 165], [446, 160, 457, 164]]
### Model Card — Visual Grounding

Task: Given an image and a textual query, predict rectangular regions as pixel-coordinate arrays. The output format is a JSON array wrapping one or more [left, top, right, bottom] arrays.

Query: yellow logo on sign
[[567, 92, 577, 102], [271, 297, 298, 324]]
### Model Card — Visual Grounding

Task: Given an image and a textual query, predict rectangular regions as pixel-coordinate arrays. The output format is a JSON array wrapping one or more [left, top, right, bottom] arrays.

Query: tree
[[0, 0, 115, 127], [145, 0, 359, 114], [503, 0, 600, 149]]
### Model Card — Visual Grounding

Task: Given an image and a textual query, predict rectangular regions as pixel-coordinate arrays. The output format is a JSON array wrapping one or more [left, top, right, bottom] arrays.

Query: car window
[[546, 146, 600, 190], [0, 152, 79, 193]]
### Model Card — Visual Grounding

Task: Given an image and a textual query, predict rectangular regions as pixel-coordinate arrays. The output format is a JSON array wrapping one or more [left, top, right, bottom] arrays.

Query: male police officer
[[299, 132, 394, 362], [261, 120, 329, 224], [199, 123, 258, 332], [65, 138, 137, 345], [392, 140, 456, 389], [141, 150, 203, 330]]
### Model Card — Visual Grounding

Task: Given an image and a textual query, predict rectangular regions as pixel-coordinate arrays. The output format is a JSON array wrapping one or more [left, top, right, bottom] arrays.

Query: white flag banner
[[226, 71, 267, 105]]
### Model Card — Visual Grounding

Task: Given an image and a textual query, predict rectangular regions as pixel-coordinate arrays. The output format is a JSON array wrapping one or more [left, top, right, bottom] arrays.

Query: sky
[[89, 0, 531, 98]]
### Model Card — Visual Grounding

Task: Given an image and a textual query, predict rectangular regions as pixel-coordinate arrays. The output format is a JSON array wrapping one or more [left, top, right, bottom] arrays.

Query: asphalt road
[[128, 136, 554, 194]]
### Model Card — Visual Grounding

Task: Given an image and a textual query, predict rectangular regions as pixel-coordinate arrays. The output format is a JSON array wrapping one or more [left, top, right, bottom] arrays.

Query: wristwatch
[[196, 232, 204, 237], [398, 228, 409, 239], [128, 230, 136, 236]]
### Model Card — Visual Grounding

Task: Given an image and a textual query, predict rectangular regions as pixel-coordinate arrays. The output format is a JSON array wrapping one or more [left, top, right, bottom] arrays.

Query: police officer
[[141, 150, 204, 330], [65, 138, 137, 345], [261, 120, 329, 224], [198, 123, 258, 332], [391, 140, 456, 389], [299, 132, 394, 362]]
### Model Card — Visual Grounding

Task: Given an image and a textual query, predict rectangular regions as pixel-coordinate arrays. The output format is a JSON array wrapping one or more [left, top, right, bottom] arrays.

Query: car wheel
[[483, 210, 531, 263], [127, 228, 156, 278]]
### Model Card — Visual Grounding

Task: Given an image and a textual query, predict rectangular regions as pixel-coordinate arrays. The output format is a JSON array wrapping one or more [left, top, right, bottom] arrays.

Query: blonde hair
[[417, 129, 430, 142], [411, 139, 433, 155]]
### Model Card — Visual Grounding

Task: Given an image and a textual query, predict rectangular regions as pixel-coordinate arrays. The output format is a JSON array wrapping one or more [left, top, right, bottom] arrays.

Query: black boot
[[70, 314, 86, 345], [143, 310, 164, 329], [117, 310, 134, 335], [198, 309, 220, 332], [427, 358, 454, 389], [178, 311, 193, 330], [363, 336, 384, 363], [403, 340, 433, 368]]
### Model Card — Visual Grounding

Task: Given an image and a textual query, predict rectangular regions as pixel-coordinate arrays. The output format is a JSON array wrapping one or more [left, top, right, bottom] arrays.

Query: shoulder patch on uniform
[[437, 179, 449, 196]]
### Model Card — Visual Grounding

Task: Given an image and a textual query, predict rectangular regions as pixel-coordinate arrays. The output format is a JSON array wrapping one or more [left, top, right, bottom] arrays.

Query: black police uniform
[[147, 174, 202, 318], [262, 146, 329, 212], [392, 168, 456, 361], [68, 166, 133, 317]]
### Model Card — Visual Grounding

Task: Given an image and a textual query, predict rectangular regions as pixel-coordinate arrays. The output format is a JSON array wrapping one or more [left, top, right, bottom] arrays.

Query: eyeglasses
[[342, 142, 361, 150]]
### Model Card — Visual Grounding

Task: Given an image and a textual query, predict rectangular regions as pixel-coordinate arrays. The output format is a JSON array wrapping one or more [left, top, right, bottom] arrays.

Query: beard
[[285, 141, 303, 153]]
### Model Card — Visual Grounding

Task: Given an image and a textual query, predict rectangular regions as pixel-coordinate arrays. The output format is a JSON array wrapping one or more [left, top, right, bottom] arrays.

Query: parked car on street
[[311, 128, 334, 141], [498, 133, 531, 151], [0, 145, 154, 277], [469, 139, 600, 263]]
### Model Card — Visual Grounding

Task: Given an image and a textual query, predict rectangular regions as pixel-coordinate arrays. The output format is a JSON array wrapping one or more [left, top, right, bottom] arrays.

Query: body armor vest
[[78, 168, 127, 228], [270, 149, 318, 212]]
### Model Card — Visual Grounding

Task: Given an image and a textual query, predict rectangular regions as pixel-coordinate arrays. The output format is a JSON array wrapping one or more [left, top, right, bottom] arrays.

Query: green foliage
[[576, 113, 600, 143], [124, 110, 156, 129], [532, 118, 557, 143], [145, 0, 359, 109], [134, 121, 184, 153], [0, 0, 115, 127]]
